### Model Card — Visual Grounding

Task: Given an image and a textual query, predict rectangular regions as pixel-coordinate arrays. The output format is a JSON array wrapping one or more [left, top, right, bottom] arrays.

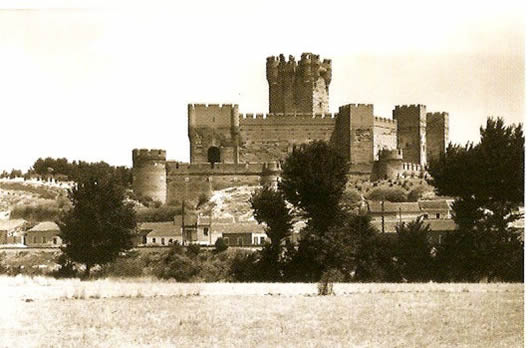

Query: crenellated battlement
[[189, 103, 237, 111], [402, 162, 423, 171], [239, 112, 338, 122], [374, 116, 397, 125], [394, 104, 426, 110], [132, 149, 166, 164], [340, 103, 374, 110], [166, 161, 281, 175]]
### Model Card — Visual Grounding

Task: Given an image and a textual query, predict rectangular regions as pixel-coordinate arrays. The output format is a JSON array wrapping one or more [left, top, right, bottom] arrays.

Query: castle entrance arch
[[207, 146, 221, 164]]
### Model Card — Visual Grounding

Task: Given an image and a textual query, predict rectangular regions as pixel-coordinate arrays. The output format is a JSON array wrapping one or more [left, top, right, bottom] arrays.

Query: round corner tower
[[132, 149, 167, 204]]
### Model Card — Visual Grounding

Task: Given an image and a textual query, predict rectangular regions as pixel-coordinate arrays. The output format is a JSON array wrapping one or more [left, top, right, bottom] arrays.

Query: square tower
[[393, 105, 427, 166], [426, 112, 449, 164], [266, 53, 332, 114]]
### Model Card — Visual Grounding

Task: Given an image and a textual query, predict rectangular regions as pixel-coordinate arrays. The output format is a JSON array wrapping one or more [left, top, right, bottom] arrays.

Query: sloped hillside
[[0, 178, 71, 220], [198, 185, 258, 221]]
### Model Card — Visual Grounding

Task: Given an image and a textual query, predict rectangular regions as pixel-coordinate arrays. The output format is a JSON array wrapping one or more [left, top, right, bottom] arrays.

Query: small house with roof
[[213, 221, 268, 246], [140, 222, 182, 246], [25, 221, 62, 247], [418, 200, 452, 219], [367, 201, 423, 222], [0, 219, 27, 245]]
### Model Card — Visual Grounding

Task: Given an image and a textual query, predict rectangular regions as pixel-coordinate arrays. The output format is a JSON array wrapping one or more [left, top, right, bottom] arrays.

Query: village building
[[0, 219, 27, 245], [213, 221, 268, 246], [139, 222, 182, 246], [24, 221, 62, 247], [367, 200, 457, 242]]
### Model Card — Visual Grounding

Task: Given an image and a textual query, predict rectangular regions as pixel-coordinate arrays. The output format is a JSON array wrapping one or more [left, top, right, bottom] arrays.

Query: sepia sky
[[0, 0, 524, 171]]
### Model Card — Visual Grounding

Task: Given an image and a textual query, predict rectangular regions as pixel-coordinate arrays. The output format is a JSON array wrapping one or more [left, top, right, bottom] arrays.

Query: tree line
[[1, 157, 132, 189]]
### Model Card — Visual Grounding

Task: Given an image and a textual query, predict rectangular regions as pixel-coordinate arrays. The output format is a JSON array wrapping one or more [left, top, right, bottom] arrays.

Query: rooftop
[[28, 221, 59, 232], [367, 201, 421, 214], [213, 222, 265, 235], [139, 222, 181, 237]]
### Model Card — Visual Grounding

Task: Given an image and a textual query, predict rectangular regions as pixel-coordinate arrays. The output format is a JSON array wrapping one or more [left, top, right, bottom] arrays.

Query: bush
[[214, 238, 228, 253], [136, 206, 181, 222], [101, 251, 145, 277], [156, 252, 200, 281], [407, 185, 431, 202], [51, 254, 78, 278], [230, 251, 260, 282], [366, 187, 408, 202], [197, 193, 210, 208], [186, 244, 201, 258]]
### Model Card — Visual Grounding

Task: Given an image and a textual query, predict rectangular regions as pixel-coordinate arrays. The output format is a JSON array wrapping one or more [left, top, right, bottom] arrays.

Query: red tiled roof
[[213, 222, 265, 235], [28, 221, 59, 232], [367, 201, 421, 214], [139, 222, 182, 237], [418, 200, 450, 211], [424, 219, 456, 231]]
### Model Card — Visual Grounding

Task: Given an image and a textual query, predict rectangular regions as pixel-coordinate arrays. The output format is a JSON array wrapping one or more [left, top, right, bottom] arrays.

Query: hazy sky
[[0, 1, 524, 171]]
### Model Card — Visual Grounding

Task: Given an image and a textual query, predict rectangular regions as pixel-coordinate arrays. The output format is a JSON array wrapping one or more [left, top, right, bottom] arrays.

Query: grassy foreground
[[0, 277, 523, 347]]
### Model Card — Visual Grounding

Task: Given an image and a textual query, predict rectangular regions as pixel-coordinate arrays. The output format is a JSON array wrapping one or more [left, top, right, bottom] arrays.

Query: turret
[[132, 149, 167, 204]]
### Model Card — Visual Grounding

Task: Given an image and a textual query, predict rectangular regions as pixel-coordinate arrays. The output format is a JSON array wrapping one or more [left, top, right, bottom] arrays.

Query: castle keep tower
[[393, 105, 427, 166], [132, 149, 167, 204], [426, 112, 449, 164], [266, 53, 332, 114]]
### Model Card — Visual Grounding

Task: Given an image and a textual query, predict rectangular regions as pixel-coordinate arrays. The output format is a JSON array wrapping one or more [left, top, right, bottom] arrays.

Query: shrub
[[230, 251, 260, 282], [366, 187, 408, 202], [101, 251, 145, 277], [136, 206, 181, 222], [51, 254, 78, 278], [214, 238, 228, 253], [186, 244, 201, 258], [197, 193, 210, 208], [156, 253, 200, 281], [407, 185, 432, 202]]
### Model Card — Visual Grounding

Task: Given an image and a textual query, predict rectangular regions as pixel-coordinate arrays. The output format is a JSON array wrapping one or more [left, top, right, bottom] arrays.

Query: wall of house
[[146, 235, 182, 246], [25, 231, 62, 247]]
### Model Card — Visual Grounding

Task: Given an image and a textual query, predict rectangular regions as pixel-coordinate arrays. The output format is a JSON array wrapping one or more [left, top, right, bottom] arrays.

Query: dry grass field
[[0, 276, 523, 347]]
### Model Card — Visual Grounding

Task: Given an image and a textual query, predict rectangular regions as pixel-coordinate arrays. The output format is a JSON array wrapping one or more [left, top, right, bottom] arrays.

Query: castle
[[132, 53, 449, 204]]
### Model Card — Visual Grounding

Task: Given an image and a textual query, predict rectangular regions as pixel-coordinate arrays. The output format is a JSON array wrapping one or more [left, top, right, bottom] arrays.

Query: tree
[[250, 186, 293, 281], [58, 176, 136, 278], [279, 141, 350, 234], [428, 117, 524, 281], [395, 218, 434, 282]]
